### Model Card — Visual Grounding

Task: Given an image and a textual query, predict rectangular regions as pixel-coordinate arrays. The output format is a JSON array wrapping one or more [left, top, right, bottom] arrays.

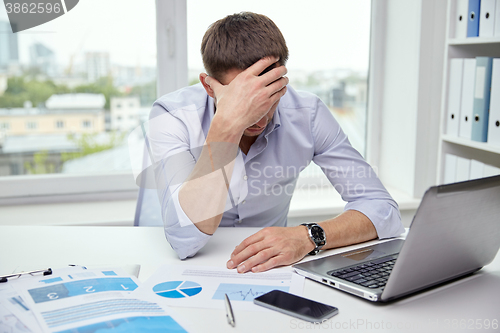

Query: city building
[[0, 133, 79, 176], [112, 65, 156, 88], [0, 131, 122, 176], [110, 96, 149, 132], [30, 43, 57, 76], [0, 21, 19, 70], [85, 52, 110, 82], [0, 93, 106, 136]]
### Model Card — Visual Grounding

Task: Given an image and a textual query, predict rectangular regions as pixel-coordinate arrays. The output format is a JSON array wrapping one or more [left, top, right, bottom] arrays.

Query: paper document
[[7, 267, 191, 333], [0, 301, 33, 333], [135, 265, 304, 311], [0, 266, 89, 332]]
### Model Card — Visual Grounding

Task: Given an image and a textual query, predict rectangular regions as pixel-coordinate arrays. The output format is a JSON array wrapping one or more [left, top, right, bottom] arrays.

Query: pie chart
[[152, 281, 202, 298]]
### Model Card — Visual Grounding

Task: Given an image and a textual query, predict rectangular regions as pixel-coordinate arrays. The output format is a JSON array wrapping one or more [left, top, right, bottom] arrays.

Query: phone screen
[[254, 290, 338, 322]]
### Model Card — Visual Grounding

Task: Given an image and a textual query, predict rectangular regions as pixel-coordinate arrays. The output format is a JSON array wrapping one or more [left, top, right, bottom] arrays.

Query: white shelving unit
[[437, 0, 500, 183]]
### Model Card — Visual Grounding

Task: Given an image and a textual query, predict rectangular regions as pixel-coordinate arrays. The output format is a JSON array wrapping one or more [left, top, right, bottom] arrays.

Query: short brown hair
[[201, 12, 289, 81]]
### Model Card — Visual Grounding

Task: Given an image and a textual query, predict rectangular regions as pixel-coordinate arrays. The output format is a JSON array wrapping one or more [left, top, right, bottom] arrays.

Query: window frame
[[25, 121, 38, 130], [82, 120, 92, 128], [0, 0, 186, 205]]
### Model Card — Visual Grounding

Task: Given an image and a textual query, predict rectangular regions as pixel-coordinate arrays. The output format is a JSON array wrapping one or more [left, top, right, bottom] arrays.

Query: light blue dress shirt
[[148, 84, 404, 259]]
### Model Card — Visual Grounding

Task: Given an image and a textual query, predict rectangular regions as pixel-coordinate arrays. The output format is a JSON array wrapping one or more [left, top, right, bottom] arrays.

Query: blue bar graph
[[28, 278, 138, 303]]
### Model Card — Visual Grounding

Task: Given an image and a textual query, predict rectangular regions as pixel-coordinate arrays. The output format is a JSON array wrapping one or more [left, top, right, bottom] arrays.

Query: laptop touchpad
[[341, 248, 386, 261]]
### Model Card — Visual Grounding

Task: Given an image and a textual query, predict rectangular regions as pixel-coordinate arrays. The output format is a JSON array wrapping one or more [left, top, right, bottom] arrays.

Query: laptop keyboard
[[327, 256, 397, 289]]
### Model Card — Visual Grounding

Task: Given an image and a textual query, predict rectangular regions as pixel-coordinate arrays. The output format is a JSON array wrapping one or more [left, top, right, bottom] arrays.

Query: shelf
[[442, 135, 500, 154], [448, 37, 500, 46], [438, 0, 500, 183], [446, 38, 500, 58]]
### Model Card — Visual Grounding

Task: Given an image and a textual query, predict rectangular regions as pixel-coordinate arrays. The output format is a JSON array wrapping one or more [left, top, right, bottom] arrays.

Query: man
[[148, 12, 404, 274]]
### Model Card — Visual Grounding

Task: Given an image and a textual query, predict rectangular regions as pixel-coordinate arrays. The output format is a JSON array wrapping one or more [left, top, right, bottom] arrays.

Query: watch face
[[311, 226, 324, 243]]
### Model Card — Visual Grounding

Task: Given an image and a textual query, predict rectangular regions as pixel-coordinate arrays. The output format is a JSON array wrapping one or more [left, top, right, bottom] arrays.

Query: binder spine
[[479, 0, 496, 37], [487, 59, 500, 146], [467, 0, 481, 37], [471, 57, 493, 142]]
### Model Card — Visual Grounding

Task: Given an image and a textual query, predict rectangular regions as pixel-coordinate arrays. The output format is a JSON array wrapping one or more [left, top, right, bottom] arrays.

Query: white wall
[[369, 0, 446, 198], [378, 0, 421, 195]]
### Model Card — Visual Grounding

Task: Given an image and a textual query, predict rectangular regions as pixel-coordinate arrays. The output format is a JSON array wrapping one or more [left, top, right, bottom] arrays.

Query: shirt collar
[[208, 96, 215, 121], [263, 104, 281, 138]]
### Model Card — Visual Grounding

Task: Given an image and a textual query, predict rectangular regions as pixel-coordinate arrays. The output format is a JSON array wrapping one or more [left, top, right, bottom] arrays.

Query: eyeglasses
[[0, 268, 52, 283]]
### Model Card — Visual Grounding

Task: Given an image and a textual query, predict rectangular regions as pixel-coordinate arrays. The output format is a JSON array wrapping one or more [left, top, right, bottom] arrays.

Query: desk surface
[[1, 226, 499, 332]]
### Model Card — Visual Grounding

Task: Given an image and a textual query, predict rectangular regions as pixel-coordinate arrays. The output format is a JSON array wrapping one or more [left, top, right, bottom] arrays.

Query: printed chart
[[138, 265, 304, 311], [212, 283, 289, 301], [28, 278, 138, 304], [152, 281, 202, 298]]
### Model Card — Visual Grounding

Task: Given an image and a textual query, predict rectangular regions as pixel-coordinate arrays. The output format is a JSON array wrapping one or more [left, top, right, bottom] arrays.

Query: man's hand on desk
[[226, 211, 379, 273], [226, 226, 315, 273]]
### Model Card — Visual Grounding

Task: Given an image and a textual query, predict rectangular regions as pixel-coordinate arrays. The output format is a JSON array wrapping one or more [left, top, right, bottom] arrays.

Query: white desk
[[1, 226, 499, 332]]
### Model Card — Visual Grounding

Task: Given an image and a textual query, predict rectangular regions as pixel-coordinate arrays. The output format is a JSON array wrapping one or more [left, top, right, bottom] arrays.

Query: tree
[[0, 75, 121, 109], [127, 80, 156, 107], [72, 76, 122, 109], [61, 132, 127, 162], [0, 76, 70, 108], [24, 150, 56, 174]]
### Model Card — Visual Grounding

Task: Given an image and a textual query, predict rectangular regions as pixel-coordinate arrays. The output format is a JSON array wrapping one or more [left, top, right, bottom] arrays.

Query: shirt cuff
[[344, 200, 405, 239], [163, 188, 212, 259]]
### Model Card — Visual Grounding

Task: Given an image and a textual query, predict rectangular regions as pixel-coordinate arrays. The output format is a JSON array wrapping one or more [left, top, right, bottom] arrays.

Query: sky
[[0, 0, 371, 72]]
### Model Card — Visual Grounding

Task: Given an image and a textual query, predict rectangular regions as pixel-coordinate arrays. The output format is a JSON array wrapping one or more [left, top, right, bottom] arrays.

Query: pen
[[0, 268, 52, 283], [225, 293, 235, 327]]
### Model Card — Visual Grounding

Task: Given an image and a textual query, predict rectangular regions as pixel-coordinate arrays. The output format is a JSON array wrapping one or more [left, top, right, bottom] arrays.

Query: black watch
[[301, 223, 326, 255]]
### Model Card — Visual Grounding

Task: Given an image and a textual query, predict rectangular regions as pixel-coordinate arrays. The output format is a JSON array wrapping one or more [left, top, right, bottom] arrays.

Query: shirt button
[[238, 219, 243, 224], [242, 200, 246, 204], [243, 175, 248, 181]]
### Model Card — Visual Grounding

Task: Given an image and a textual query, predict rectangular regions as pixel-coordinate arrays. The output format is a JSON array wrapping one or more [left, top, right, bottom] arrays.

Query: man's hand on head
[[201, 57, 289, 134], [226, 226, 315, 273]]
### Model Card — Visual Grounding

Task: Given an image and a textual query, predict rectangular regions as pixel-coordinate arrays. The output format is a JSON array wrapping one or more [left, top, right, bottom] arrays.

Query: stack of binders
[[454, 0, 500, 38], [444, 154, 500, 184], [444, 0, 500, 183], [445, 57, 500, 145]]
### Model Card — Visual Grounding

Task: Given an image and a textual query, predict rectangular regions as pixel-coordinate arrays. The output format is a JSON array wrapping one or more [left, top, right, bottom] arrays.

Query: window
[[0, 0, 375, 204], [0, 0, 157, 178], [26, 121, 37, 130], [0, 122, 10, 130]]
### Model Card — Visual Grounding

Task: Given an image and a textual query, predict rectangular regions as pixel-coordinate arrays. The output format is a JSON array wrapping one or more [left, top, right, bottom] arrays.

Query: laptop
[[293, 175, 500, 302]]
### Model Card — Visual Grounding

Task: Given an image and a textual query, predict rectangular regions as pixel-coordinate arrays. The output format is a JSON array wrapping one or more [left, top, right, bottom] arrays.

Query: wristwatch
[[301, 223, 326, 255]]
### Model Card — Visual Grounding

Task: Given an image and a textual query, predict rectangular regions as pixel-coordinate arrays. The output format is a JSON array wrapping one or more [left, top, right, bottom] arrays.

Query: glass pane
[[187, 0, 370, 184], [0, 0, 156, 177]]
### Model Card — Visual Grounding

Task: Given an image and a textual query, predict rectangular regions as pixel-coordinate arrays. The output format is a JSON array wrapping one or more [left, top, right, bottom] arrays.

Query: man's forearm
[[178, 115, 243, 235], [317, 210, 378, 250], [179, 58, 287, 236]]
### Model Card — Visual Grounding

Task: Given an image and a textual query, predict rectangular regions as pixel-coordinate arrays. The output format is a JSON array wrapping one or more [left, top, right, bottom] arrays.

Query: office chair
[[133, 125, 164, 227]]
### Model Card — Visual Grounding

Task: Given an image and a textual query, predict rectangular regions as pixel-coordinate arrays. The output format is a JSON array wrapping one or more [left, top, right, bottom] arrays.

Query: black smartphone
[[253, 290, 339, 322]]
